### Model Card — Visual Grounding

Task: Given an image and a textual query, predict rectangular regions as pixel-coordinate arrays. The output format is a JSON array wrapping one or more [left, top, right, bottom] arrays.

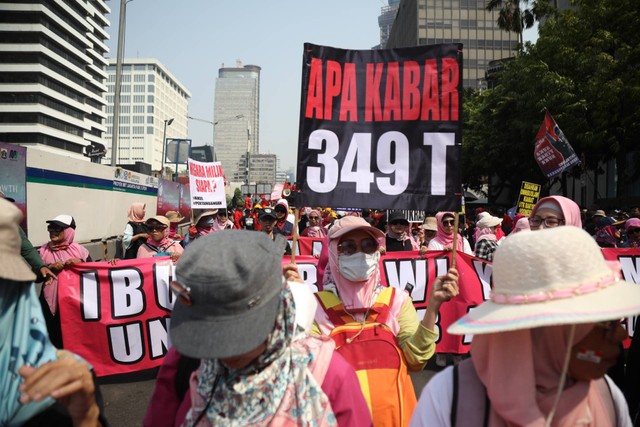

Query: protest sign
[[58, 246, 639, 376], [296, 43, 462, 212], [187, 158, 226, 209], [534, 111, 580, 178], [516, 181, 541, 216], [283, 250, 489, 354], [58, 258, 175, 377]]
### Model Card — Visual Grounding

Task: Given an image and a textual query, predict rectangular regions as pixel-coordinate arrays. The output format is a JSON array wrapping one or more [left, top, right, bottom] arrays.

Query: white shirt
[[427, 237, 473, 255], [409, 367, 632, 427]]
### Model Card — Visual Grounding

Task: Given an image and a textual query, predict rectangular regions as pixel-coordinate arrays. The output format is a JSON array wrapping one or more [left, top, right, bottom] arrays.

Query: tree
[[485, 0, 548, 45], [465, 0, 640, 200]]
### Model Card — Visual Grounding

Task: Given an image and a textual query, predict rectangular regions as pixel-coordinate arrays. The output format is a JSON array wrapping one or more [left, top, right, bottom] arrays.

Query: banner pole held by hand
[[291, 207, 300, 263], [451, 213, 459, 270]]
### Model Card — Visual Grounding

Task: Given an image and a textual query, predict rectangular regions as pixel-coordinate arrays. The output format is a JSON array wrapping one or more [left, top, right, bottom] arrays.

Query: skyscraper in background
[[213, 61, 261, 184], [374, 0, 401, 49], [386, 0, 519, 88], [104, 58, 190, 171], [0, 0, 111, 161]]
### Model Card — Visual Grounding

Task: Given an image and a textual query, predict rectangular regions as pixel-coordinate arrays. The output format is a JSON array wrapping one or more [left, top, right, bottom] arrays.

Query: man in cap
[[258, 208, 291, 255], [385, 211, 420, 252]]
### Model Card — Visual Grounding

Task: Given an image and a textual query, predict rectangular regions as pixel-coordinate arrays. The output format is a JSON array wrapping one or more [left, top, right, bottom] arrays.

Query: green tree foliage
[[465, 0, 640, 198]]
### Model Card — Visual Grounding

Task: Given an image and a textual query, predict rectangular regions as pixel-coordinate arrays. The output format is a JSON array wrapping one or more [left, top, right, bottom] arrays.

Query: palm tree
[[485, 0, 539, 45]]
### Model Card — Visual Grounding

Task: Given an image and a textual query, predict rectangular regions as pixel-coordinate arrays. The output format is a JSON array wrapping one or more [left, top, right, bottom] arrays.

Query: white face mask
[[339, 251, 379, 282]]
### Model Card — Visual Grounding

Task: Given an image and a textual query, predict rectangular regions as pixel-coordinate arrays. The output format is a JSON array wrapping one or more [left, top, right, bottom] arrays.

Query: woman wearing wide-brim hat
[[410, 227, 640, 427]]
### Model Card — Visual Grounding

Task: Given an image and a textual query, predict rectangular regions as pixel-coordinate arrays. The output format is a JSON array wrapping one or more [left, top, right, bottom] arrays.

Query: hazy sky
[[105, 0, 383, 172], [105, 1, 539, 172]]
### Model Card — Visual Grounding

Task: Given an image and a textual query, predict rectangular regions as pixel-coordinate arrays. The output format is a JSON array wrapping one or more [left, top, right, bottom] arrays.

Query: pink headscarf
[[39, 227, 90, 316], [510, 217, 531, 234], [471, 325, 612, 426], [302, 210, 328, 238], [625, 218, 640, 247], [432, 212, 465, 251], [531, 196, 582, 228], [326, 227, 382, 310], [212, 217, 234, 231], [127, 203, 146, 223]]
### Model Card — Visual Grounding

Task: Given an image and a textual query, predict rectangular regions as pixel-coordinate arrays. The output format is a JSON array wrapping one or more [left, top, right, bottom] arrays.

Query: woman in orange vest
[[312, 216, 459, 427]]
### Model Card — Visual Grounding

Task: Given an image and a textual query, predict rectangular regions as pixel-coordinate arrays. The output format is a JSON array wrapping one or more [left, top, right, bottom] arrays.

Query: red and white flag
[[534, 111, 580, 178]]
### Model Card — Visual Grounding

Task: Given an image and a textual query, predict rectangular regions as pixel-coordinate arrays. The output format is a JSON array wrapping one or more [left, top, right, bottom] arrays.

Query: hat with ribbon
[[448, 226, 640, 335]]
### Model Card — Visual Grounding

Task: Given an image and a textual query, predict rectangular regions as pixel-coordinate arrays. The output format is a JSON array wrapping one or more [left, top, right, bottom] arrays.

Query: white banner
[[187, 158, 226, 209]]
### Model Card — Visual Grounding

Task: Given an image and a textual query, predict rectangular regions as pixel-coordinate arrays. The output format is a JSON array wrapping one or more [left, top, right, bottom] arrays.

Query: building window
[[147, 95, 154, 103], [134, 74, 145, 82], [134, 84, 145, 93], [134, 64, 146, 71], [148, 74, 154, 82], [148, 85, 155, 93], [147, 106, 154, 113], [147, 126, 154, 134], [133, 95, 144, 103], [147, 116, 154, 124]]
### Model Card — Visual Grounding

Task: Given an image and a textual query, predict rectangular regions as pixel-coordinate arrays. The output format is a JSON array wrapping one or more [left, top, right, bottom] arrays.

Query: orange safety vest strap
[[315, 287, 396, 327]]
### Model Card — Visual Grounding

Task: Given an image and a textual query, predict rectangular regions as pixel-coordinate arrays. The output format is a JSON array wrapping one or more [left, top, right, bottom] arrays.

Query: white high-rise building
[[0, 0, 111, 160], [104, 58, 190, 171], [213, 61, 260, 184]]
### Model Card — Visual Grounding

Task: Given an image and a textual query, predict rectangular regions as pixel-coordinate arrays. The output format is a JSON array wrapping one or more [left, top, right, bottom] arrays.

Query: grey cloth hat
[[170, 230, 286, 359]]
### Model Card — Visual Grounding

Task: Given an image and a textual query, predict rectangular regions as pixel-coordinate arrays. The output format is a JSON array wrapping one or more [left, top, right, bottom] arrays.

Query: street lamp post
[[160, 118, 174, 177], [187, 114, 245, 162], [110, 0, 134, 166]]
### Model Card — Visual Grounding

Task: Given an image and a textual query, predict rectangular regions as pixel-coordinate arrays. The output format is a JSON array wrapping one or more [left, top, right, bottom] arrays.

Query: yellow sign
[[517, 181, 541, 216]]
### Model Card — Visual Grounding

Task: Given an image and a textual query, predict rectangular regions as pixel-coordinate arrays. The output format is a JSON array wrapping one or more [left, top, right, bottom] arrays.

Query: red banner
[[58, 257, 175, 377], [283, 250, 489, 354], [57, 247, 639, 376]]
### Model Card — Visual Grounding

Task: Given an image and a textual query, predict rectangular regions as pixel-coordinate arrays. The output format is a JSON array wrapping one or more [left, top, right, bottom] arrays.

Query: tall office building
[[0, 0, 111, 160], [213, 60, 260, 184], [386, 0, 519, 88], [238, 153, 276, 185], [103, 58, 190, 171], [374, 0, 400, 49]]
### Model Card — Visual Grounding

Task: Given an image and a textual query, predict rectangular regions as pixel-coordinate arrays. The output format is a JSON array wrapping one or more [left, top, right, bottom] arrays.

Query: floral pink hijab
[[432, 212, 465, 251], [39, 227, 89, 315], [472, 325, 612, 426]]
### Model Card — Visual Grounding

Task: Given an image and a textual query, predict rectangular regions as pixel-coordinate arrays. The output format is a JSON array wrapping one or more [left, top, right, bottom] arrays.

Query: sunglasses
[[47, 225, 64, 233], [338, 238, 379, 256], [309, 216, 320, 220], [442, 220, 455, 226], [390, 221, 408, 227], [170, 281, 192, 305], [147, 225, 167, 232], [217, 212, 227, 216]]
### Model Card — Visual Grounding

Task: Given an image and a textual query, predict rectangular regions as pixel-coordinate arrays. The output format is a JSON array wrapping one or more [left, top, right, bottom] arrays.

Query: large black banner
[[295, 43, 463, 211]]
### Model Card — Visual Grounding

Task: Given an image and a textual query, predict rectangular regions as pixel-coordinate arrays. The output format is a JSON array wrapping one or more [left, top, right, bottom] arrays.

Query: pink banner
[[283, 250, 489, 354], [57, 247, 639, 376], [58, 258, 175, 377]]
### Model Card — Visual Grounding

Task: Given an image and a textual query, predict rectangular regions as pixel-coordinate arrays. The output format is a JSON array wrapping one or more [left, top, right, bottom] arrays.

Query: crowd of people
[[2, 189, 640, 426]]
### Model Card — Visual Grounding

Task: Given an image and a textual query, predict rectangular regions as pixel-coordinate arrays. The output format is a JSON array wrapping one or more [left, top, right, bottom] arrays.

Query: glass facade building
[[386, 0, 519, 88], [213, 61, 261, 184]]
